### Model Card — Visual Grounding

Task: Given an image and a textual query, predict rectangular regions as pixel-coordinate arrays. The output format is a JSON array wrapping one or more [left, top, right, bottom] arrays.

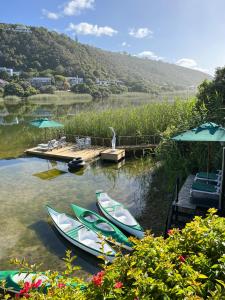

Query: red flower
[[114, 281, 123, 289], [92, 270, 105, 287], [31, 279, 42, 289], [58, 283, 66, 288], [179, 255, 186, 263], [167, 229, 174, 235]]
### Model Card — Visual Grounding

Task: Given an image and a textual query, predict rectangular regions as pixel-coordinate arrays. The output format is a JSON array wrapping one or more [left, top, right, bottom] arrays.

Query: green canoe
[[71, 204, 133, 251], [0, 270, 48, 294], [0, 270, 85, 294]]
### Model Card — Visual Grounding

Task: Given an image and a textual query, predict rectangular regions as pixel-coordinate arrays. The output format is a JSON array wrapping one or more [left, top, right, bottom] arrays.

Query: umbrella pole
[[207, 143, 211, 175]]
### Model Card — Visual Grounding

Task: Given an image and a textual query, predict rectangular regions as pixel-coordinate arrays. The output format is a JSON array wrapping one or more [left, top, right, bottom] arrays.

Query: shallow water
[[0, 94, 171, 277], [0, 156, 153, 276]]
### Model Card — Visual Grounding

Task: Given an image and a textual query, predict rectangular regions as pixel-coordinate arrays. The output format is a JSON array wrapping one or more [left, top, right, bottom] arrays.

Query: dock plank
[[25, 144, 108, 162], [176, 175, 197, 213]]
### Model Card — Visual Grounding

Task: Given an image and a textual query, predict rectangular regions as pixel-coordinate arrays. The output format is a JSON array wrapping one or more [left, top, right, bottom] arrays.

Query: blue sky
[[1, 0, 225, 75]]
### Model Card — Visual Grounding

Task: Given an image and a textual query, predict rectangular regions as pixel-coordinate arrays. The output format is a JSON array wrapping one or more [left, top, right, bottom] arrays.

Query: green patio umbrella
[[172, 122, 225, 173], [30, 118, 64, 139]]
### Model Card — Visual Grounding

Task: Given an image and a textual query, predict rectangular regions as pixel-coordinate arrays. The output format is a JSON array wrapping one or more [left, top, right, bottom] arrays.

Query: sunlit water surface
[[0, 157, 153, 276]]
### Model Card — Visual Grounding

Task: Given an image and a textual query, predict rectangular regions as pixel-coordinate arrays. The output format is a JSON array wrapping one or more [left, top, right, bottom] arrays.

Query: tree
[[71, 83, 92, 94], [196, 66, 225, 123], [23, 86, 38, 97], [55, 75, 66, 89], [39, 85, 56, 94], [4, 82, 24, 97], [0, 70, 10, 81], [55, 65, 65, 75], [63, 80, 70, 91]]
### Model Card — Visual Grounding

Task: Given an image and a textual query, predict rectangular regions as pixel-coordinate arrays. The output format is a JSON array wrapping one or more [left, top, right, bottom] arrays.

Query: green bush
[[4, 82, 24, 97], [4, 209, 225, 299], [39, 85, 56, 94]]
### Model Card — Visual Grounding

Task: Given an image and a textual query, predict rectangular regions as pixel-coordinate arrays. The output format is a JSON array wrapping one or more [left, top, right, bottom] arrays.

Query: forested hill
[[0, 23, 211, 90]]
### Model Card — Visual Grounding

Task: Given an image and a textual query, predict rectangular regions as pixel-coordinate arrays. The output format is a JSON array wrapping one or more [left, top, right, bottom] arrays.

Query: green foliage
[[71, 83, 92, 94], [39, 85, 56, 94], [197, 67, 225, 124], [4, 210, 225, 299], [0, 87, 4, 96], [64, 98, 202, 137], [0, 70, 10, 81], [4, 82, 24, 97], [85, 209, 225, 299], [0, 23, 211, 93]]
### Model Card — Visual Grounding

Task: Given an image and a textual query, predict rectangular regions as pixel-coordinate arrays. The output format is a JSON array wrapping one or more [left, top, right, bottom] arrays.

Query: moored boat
[[96, 191, 144, 239], [68, 158, 86, 170], [0, 270, 48, 294], [71, 204, 133, 251], [46, 206, 116, 262], [0, 270, 85, 294]]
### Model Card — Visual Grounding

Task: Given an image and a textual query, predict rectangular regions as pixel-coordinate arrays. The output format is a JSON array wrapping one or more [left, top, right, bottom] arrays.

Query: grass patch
[[27, 91, 91, 105], [3, 95, 21, 104]]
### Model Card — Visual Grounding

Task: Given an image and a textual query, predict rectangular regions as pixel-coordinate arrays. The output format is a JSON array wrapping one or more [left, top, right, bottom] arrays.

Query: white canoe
[[96, 191, 144, 239], [46, 206, 116, 262]]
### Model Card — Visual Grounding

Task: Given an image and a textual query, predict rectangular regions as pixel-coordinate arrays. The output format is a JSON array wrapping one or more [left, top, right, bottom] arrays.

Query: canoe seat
[[105, 205, 121, 212], [67, 225, 83, 238]]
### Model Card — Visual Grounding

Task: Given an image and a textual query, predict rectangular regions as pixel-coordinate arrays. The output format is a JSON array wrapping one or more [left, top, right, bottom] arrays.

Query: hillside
[[0, 23, 211, 90]]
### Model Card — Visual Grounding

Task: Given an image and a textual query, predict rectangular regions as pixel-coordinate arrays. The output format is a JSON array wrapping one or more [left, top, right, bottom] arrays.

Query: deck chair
[[58, 136, 67, 148], [36, 141, 54, 152], [195, 171, 222, 183], [190, 181, 220, 201], [85, 137, 91, 148]]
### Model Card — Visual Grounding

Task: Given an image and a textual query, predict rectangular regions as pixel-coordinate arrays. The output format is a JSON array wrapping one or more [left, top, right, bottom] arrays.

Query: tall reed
[[64, 98, 203, 137]]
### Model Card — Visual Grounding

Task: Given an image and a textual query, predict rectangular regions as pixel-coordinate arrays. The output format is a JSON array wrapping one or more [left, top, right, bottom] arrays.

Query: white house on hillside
[[67, 76, 84, 85], [30, 77, 52, 88], [0, 67, 13, 76]]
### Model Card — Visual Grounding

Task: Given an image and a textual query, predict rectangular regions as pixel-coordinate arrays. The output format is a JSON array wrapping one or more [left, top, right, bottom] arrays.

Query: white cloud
[[63, 0, 94, 16], [42, 9, 60, 20], [129, 27, 153, 39], [122, 41, 130, 47], [135, 51, 164, 61], [176, 58, 209, 73], [68, 22, 118, 37], [42, 0, 94, 20]]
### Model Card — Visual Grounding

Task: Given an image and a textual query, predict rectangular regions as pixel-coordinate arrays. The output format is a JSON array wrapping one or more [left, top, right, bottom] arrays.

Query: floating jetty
[[100, 149, 125, 162], [25, 145, 108, 162]]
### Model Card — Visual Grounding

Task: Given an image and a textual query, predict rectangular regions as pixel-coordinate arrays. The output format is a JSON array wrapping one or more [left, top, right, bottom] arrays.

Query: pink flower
[[114, 281, 123, 289], [58, 283, 66, 288]]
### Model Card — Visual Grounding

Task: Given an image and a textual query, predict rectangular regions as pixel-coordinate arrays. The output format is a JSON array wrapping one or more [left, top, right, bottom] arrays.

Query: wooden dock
[[25, 145, 108, 162], [101, 149, 125, 162], [175, 175, 219, 214], [176, 175, 196, 214]]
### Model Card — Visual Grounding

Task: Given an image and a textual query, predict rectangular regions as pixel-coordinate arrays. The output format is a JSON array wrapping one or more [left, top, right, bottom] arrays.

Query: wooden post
[[174, 177, 179, 223], [220, 147, 225, 214]]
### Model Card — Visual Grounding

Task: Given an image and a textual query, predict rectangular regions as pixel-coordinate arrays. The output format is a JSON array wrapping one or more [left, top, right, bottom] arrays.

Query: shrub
[[86, 208, 225, 299], [4, 82, 24, 97], [39, 85, 56, 94], [3, 209, 225, 299]]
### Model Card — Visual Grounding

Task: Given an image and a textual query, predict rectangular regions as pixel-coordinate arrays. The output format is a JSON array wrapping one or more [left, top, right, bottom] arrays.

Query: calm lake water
[[0, 157, 153, 277], [0, 96, 171, 277]]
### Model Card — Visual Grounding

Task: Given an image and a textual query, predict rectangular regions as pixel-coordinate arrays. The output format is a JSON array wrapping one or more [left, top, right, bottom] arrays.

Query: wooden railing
[[64, 134, 161, 147]]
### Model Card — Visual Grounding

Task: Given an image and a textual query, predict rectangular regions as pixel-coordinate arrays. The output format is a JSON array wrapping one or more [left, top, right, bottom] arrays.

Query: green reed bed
[[27, 92, 91, 105], [64, 98, 201, 137]]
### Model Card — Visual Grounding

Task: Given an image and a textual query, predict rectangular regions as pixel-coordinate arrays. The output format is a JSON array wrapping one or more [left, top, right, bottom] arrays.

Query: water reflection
[[0, 157, 153, 275]]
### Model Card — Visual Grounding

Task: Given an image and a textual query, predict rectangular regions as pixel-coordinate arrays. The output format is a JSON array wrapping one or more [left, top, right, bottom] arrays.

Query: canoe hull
[[98, 205, 144, 239], [71, 204, 133, 251], [47, 207, 115, 262]]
